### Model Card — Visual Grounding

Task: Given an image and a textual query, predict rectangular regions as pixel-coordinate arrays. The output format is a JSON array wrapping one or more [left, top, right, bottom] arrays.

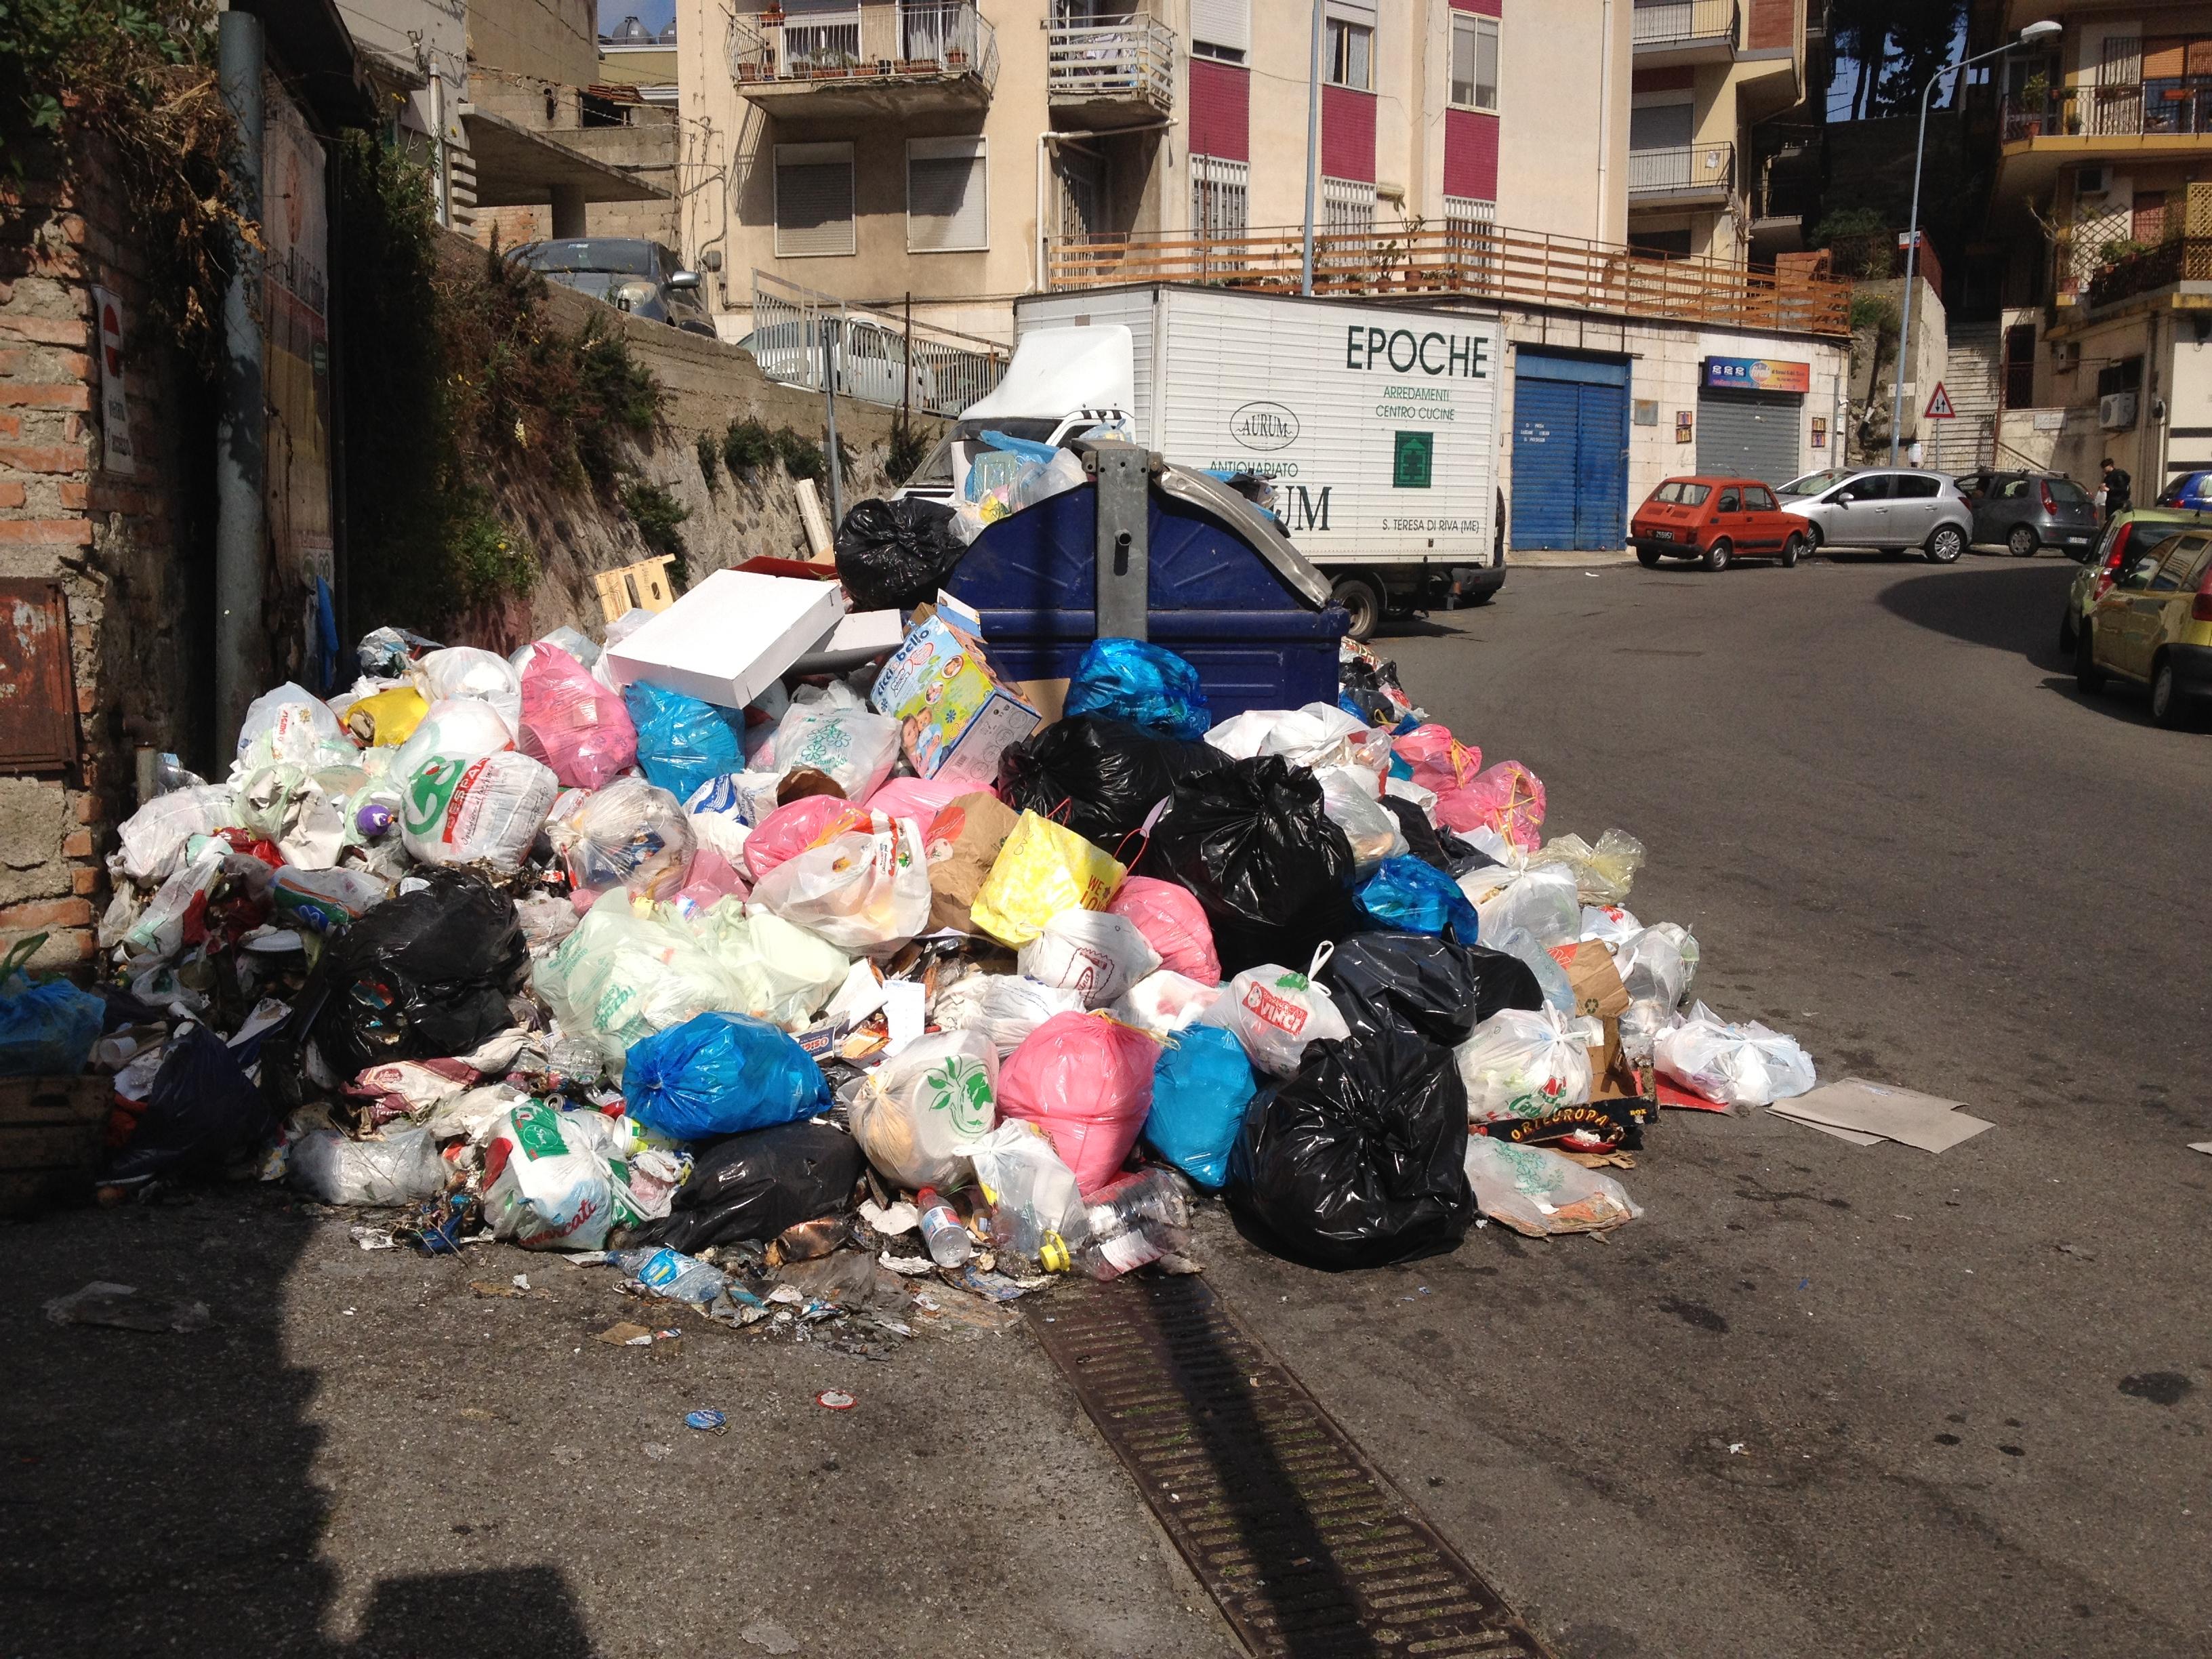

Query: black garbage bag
[[833, 496, 966, 612], [997, 714, 1229, 850], [310, 870, 526, 1078], [1322, 931, 1542, 1048], [636, 1120, 863, 1252], [104, 1023, 272, 1187], [1228, 1028, 1473, 1269], [1380, 796, 1451, 872], [1141, 754, 1361, 976]]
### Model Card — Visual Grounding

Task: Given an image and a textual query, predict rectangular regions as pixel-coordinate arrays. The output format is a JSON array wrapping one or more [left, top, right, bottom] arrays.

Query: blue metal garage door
[[1511, 352, 1631, 551]]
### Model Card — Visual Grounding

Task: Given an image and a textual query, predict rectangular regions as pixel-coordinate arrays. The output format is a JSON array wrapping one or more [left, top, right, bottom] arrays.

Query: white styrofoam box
[[602, 571, 846, 709]]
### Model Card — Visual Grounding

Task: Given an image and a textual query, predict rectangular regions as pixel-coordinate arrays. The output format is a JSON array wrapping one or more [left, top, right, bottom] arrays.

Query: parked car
[[1954, 468, 2098, 557], [1629, 476, 1811, 572], [1775, 467, 1972, 562], [506, 238, 714, 335], [2075, 523, 2212, 726], [2060, 504, 2212, 653], [735, 318, 938, 409]]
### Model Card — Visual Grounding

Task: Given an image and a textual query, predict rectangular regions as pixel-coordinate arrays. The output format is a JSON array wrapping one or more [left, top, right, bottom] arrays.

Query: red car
[[1629, 475, 1813, 572]]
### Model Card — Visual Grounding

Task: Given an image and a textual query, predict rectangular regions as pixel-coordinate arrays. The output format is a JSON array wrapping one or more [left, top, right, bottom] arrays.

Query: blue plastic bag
[[1355, 856, 1481, 943], [623, 1012, 832, 1142], [623, 680, 743, 802], [1143, 1025, 1255, 1190], [0, 935, 106, 1078], [1065, 637, 1212, 742]]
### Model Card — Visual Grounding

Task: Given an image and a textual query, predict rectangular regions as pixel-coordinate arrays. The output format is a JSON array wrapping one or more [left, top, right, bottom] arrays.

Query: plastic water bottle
[[916, 1187, 975, 1268], [608, 1246, 729, 1306], [1076, 1169, 1192, 1281]]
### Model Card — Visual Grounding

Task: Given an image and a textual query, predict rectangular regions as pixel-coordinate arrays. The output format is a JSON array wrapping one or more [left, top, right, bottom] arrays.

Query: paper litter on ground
[[1767, 1077, 1994, 1153]]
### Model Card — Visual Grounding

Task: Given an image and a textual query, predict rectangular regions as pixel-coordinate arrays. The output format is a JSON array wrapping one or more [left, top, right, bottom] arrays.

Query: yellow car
[[2075, 526, 2212, 727]]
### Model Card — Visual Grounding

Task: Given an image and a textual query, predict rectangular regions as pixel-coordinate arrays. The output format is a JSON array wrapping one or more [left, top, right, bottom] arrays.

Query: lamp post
[[1301, 0, 1325, 296], [1890, 19, 2064, 466]]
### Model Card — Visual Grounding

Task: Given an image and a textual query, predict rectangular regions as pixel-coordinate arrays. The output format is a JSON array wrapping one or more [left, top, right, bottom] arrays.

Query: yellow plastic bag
[[346, 687, 428, 747], [968, 811, 1125, 947]]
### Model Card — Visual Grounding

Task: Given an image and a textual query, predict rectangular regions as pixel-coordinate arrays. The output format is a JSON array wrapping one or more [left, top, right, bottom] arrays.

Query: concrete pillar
[[550, 184, 587, 239]]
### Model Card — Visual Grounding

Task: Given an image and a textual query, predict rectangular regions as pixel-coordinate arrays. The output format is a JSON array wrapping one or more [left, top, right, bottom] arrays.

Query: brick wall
[[0, 152, 197, 971]]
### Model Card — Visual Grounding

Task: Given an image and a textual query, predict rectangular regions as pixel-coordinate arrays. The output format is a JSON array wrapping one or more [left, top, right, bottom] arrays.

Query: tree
[[1875, 0, 1968, 117]]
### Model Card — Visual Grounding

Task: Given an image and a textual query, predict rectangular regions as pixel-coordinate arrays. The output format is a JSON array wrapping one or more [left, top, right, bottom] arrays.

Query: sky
[[599, 0, 674, 37]]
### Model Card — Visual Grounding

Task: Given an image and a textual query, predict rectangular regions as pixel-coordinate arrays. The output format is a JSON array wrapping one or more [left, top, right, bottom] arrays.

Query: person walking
[[2101, 456, 2132, 518]]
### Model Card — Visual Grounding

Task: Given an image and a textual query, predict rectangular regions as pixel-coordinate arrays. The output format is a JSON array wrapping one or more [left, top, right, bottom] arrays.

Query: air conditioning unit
[[2077, 165, 2112, 196], [2100, 389, 2139, 430], [2055, 340, 2080, 368]]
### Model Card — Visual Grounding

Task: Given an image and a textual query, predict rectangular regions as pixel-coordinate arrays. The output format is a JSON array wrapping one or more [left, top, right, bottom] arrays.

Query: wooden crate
[[0, 1076, 110, 1216]]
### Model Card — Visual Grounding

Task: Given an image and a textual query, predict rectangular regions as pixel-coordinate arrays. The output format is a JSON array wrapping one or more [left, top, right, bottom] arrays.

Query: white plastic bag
[[1463, 1136, 1641, 1237], [950, 975, 1086, 1054], [1106, 969, 1223, 1038], [851, 1028, 1000, 1191], [234, 764, 348, 870], [1315, 766, 1406, 876], [117, 784, 238, 884], [123, 846, 226, 960], [1474, 863, 1582, 949], [1654, 1000, 1816, 1108], [771, 695, 901, 801], [1201, 947, 1351, 1078], [957, 1119, 1090, 1269], [1578, 903, 1643, 946], [1483, 923, 1576, 1015], [1016, 909, 1162, 1008], [414, 646, 523, 737], [1454, 1006, 1595, 1122], [1528, 828, 1645, 907], [235, 682, 346, 764], [1256, 703, 1372, 771], [1617, 922, 1698, 1010], [751, 813, 928, 955], [290, 1125, 449, 1205], [399, 749, 558, 872], [480, 1101, 648, 1250], [385, 696, 515, 787]]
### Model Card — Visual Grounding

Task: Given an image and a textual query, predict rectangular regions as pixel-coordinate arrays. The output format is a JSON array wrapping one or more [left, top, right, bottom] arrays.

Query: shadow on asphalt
[[7, 1193, 595, 1659], [1374, 615, 1467, 640], [1875, 560, 2077, 670]]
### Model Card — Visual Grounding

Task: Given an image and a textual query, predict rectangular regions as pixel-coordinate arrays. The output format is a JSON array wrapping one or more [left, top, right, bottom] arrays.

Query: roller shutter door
[[1696, 388, 1801, 487], [1511, 352, 1630, 550]]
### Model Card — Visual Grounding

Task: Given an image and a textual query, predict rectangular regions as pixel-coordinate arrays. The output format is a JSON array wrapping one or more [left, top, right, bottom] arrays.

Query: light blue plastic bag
[[1065, 636, 1212, 741], [1143, 1025, 1256, 1190], [623, 680, 743, 802], [622, 1011, 832, 1142], [0, 935, 105, 1078], [1355, 856, 1481, 943]]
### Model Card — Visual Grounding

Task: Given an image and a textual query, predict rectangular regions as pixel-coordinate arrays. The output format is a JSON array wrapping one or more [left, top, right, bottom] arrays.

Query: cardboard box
[[1547, 940, 1631, 1021], [792, 609, 904, 676], [872, 612, 1041, 785], [603, 571, 846, 708]]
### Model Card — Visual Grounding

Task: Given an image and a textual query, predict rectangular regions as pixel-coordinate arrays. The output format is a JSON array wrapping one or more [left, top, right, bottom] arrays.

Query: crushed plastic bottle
[[1075, 1168, 1192, 1281], [916, 1186, 975, 1268]]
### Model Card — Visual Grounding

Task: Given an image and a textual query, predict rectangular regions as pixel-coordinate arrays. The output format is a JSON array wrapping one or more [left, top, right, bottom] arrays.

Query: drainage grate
[[1031, 1276, 1553, 1659]]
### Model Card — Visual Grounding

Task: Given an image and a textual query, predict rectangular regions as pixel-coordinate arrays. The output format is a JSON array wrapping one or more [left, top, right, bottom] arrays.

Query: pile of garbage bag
[[17, 563, 1820, 1351]]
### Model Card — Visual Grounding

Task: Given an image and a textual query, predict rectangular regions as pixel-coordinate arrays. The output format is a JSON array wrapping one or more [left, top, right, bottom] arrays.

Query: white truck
[[901, 285, 1507, 639]]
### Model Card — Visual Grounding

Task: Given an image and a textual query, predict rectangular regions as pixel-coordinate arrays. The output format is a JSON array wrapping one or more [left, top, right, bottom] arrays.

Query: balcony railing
[[1046, 220, 1852, 337], [1627, 140, 1735, 197], [749, 270, 1007, 417], [729, 2, 999, 97], [1047, 17, 1174, 113], [2003, 81, 2212, 143], [1632, 0, 1739, 49]]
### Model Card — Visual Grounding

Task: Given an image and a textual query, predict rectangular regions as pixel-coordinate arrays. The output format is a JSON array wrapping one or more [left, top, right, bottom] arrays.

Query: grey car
[[1954, 468, 2100, 558], [505, 238, 716, 336], [1776, 467, 1973, 563]]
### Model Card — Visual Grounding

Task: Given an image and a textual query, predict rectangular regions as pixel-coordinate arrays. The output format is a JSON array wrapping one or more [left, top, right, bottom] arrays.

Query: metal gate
[[1696, 387, 1801, 486], [1511, 352, 1629, 550], [747, 270, 1008, 417]]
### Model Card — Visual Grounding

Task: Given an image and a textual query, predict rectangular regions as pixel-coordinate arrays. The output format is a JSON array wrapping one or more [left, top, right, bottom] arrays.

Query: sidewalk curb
[[1506, 550, 1639, 569]]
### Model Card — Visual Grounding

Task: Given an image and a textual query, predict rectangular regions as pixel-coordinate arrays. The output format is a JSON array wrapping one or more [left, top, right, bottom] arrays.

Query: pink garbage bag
[[517, 643, 636, 789], [675, 846, 751, 909], [865, 773, 967, 827], [1435, 760, 1547, 848], [1107, 876, 1221, 985], [996, 1012, 1162, 1197], [742, 795, 870, 882], [1392, 724, 1480, 794]]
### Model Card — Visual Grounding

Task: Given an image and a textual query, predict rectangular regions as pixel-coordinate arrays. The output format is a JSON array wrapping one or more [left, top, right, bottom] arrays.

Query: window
[[1839, 474, 1891, 501], [2151, 535, 2209, 590], [1895, 475, 1940, 498], [1654, 480, 1711, 505], [1629, 100, 1694, 150], [1191, 155, 1250, 240], [1326, 19, 1372, 89], [1321, 176, 1376, 234], [2047, 478, 2090, 506], [1630, 228, 1694, 257], [1999, 477, 2030, 498], [1717, 487, 1740, 512], [1744, 485, 1776, 511], [774, 142, 855, 257], [1450, 13, 1498, 111], [1192, 0, 1248, 62], [907, 136, 988, 253]]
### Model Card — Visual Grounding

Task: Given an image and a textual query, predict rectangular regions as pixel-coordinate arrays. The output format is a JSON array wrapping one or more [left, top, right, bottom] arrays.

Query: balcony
[[728, 2, 998, 115], [1047, 15, 1174, 128], [1046, 220, 1853, 338], [1627, 140, 1736, 205], [1632, 0, 1739, 66], [1998, 78, 2212, 193]]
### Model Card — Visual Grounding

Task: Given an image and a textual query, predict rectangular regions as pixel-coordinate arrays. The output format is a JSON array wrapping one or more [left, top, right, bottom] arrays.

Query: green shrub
[[695, 430, 720, 489], [722, 417, 778, 476]]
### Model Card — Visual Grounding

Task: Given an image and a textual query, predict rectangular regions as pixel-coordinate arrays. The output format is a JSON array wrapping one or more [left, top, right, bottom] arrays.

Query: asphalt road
[[6, 550, 2207, 1659]]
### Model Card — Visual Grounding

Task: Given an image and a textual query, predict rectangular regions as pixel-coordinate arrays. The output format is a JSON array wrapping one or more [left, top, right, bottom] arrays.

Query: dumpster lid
[[962, 326, 1134, 424], [1153, 462, 1336, 610]]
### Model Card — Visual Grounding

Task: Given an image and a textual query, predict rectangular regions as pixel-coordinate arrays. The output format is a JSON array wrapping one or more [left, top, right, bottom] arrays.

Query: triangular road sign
[[1924, 381, 1956, 419]]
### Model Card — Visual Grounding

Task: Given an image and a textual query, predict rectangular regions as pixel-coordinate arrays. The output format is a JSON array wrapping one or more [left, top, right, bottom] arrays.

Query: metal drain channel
[[1031, 1276, 1552, 1659]]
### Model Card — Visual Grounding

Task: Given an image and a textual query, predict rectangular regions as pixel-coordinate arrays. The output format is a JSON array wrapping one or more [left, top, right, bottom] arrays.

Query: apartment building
[[1625, 0, 1814, 264], [1973, 0, 2212, 493]]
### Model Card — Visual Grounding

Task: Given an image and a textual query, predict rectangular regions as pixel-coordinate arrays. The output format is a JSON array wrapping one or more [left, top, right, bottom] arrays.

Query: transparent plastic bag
[[234, 682, 346, 764], [557, 779, 695, 901], [958, 1120, 1091, 1271], [1474, 863, 1582, 949], [1618, 922, 1698, 1010], [1529, 828, 1645, 907], [679, 900, 850, 1029], [1463, 1136, 1641, 1237], [1453, 1006, 1595, 1122], [117, 784, 238, 884], [1201, 947, 1351, 1078], [750, 813, 929, 955], [1017, 909, 1162, 1008], [1316, 766, 1406, 876], [1483, 924, 1577, 1015], [290, 1125, 449, 1206], [1436, 761, 1546, 849], [851, 1028, 1000, 1191], [954, 975, 1086, 1054], [1654, 1000, 1815, 1108], [531, 893, 745, 1069]]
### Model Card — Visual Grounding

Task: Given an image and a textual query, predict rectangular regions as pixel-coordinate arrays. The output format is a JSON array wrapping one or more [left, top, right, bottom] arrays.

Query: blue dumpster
[[943, 455, 1346, 720]]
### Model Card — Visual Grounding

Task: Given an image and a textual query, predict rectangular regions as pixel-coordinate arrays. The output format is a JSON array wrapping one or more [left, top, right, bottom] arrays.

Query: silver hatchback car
[[1776, 468, 1974, 563]]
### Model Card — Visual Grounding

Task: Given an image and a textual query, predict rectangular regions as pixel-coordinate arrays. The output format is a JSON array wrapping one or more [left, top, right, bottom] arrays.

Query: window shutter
[[775, 142, 855, 256], [908, 138, 987, 252], [1192, 0, 1248, 54]]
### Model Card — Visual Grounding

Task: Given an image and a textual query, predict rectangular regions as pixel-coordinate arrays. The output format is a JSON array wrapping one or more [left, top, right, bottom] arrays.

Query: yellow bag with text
[[968, 810, 1126, 947]]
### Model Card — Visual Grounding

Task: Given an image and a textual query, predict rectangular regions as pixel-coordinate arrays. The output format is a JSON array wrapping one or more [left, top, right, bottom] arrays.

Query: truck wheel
[[1331, 575, 1384, 642]]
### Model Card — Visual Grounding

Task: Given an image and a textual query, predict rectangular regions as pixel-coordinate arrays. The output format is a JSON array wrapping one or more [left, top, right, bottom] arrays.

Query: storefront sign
[[1703, 356, 1811, 394]]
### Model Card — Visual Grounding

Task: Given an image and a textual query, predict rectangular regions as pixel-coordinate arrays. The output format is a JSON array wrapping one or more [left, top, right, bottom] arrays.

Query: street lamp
[[1889, 19, 2064, 466]]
